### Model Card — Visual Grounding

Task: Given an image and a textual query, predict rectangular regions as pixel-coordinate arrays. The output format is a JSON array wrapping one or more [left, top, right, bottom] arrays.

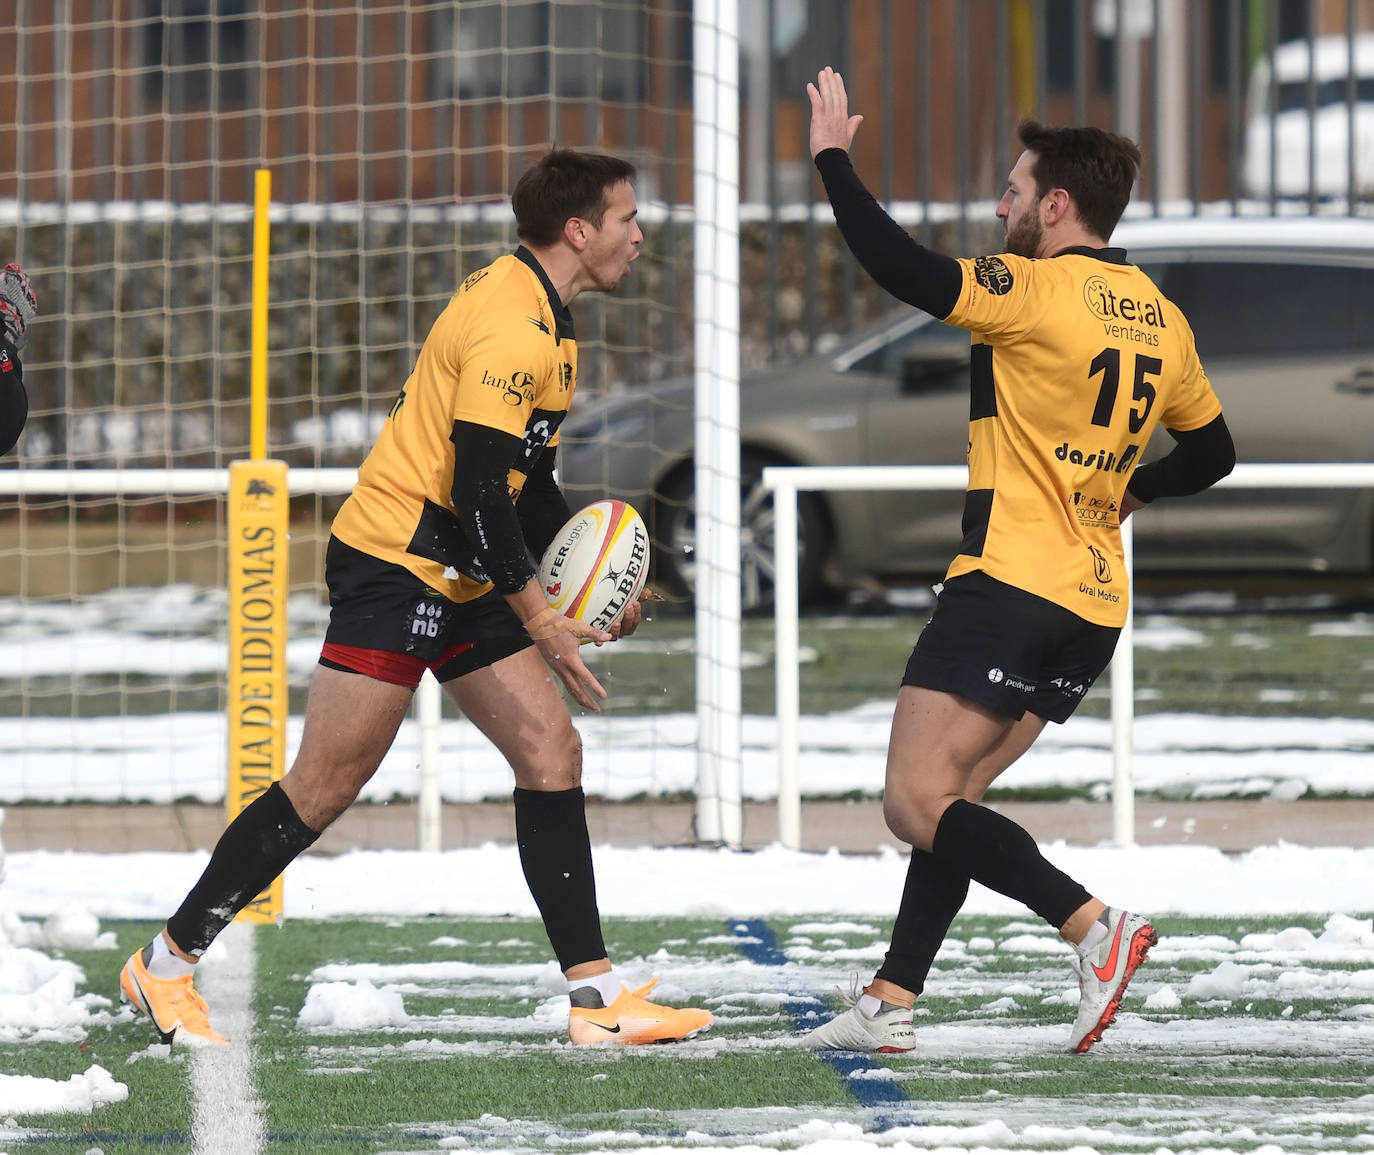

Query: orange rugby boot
[[568, 978, 713, 1045], [120, 944, 227, 1047]]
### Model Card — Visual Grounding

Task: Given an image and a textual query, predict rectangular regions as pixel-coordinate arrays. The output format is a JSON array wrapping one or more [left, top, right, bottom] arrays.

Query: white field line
[[191, 920, 264, 1154]]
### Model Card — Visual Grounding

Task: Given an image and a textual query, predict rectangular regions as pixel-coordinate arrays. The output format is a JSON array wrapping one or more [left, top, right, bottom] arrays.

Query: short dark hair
[[511, 148, 637, 246], [1016, 120, 1141, 241]]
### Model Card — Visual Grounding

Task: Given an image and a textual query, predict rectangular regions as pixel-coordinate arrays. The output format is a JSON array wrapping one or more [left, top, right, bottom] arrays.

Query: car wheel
[[651, 453, 831, 612]]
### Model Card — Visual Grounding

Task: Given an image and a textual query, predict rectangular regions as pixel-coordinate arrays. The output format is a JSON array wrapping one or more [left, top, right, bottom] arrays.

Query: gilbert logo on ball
[[539, 500, 649, 631]]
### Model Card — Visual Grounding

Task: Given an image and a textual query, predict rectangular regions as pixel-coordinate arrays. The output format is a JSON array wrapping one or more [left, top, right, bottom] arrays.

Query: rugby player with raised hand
[[802, 66, 1234, 1054]]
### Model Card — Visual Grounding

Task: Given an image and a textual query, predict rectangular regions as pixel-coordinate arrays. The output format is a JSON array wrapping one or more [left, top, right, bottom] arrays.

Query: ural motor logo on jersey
[[1078, 545, 1120, 605]]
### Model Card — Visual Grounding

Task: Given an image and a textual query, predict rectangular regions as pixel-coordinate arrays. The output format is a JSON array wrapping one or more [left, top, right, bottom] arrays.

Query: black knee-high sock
[[514, 786, 607, 971], [875, 850, 970, 996], [931, 798, 1091, 929], [165, 782, 320, 955]]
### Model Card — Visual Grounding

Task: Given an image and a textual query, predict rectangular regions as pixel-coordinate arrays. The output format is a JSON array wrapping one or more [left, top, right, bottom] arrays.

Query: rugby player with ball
[[120, 150, 712, 1049]]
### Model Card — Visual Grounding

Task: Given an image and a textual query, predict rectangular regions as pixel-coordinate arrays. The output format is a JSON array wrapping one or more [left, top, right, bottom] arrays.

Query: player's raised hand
[[807, 66, 864, 159], [0, 264, 37, 351]]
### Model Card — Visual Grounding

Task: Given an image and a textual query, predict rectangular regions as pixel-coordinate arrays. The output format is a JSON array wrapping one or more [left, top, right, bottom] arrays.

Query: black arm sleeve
[[449, 420, 538, 595], [814, 148, 964, 319], [517, 446, 573, 564], [1126, 414, 1236, 504], [0, 338, 28, 457]]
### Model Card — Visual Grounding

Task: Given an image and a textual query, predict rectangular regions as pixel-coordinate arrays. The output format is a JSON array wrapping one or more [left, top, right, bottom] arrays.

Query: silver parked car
[[558, 217, 1374, 608]]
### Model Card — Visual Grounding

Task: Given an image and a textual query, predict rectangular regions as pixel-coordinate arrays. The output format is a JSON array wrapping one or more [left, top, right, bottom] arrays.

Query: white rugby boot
[[802, 987, 915, 1053], [1068, 907, 1157, 1053]]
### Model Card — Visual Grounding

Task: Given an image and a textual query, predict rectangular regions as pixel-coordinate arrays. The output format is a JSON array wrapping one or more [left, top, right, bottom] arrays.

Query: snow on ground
[[4, 841, 1374, 1121], [3, 587, 1373, 1132]]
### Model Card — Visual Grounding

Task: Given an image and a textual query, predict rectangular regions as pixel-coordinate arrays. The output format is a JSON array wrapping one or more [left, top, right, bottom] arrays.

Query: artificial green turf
[[262, 1050, 852, 1129], [250, 915, 854, 1149], [4, 920, 193, 1153], [13, 912, 1374, 1152], [885, 1054, 1372, 1102]]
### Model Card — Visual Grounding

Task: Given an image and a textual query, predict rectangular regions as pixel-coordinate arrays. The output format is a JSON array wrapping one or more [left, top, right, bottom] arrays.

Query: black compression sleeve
[[0, 339, 28, 457], [814, 148, 963, 318], [450, 420, 538, 595], [517, 446, 573, 563], [1126, 414, 1236, 504]]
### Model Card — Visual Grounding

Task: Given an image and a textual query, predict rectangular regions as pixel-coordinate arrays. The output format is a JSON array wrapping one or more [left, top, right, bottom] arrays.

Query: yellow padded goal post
[[228, 169, 289, 924]]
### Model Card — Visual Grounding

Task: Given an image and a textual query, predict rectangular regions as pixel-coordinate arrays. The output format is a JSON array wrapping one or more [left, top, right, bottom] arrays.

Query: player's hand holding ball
[[522, 604, 612, 646], [0, 264, 37, 350], [523, 500, 650, 712]]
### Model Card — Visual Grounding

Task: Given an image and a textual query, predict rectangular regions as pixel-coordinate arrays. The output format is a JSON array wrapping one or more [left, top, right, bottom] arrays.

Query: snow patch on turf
[[297, 977, 410, 1031]]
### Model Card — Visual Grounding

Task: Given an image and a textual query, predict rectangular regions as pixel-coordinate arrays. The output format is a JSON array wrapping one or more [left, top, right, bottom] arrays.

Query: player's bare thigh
[[882, 685, 1044, 850], [280, 664, 415, 830], [444, 645, 582, 792]]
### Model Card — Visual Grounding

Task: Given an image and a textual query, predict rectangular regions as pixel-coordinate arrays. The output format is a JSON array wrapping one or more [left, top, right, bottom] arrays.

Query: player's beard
[[1004, 211, 1043, 259]]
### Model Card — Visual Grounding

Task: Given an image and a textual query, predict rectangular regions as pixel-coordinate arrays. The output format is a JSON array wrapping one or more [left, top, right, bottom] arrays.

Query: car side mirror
[[900, 352, 969, 394]]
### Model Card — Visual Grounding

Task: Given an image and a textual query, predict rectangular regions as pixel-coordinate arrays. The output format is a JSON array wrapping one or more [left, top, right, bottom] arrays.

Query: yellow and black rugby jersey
[[331, 248, 578, 603], [942, 249, 1222, 626]]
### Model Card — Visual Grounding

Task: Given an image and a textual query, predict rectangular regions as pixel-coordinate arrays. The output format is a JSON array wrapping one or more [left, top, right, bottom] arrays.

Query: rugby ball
[[538, 500, 649, 630]]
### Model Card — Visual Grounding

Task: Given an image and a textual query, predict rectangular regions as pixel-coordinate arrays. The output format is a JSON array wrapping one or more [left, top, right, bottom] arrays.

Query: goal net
[[0, 1, 716, 855], [8, 4, 1362, 864]]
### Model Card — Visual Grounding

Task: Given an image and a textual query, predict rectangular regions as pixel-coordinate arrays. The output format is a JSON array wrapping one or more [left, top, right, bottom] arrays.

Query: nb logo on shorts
[[411, 600, 443, 638]]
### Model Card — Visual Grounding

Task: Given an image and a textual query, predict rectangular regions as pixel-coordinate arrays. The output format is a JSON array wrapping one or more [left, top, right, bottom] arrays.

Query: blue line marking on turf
[[730, 918, 920, 1129]]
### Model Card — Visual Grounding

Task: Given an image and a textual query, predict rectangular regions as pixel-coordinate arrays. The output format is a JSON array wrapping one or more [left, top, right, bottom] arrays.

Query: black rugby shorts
[[320, 537, 532, 687], [901, 570, 1121, 724]]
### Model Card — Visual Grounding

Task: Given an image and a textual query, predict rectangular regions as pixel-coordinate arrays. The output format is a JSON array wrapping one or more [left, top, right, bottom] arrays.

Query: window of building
[[141, 0, 254, 108], [431, 1, 687, 103]]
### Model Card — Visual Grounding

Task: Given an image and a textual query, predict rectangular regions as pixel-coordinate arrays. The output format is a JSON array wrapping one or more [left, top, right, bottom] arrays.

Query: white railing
[[6, 462, 1371, 854], [0, 466, 456, 851], [764, 462, 1374, 851], [0, 467, 357, 495]]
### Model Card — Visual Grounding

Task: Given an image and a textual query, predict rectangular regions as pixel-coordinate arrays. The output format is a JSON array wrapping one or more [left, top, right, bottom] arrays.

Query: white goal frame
[[763, 462, 1374, 851]]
